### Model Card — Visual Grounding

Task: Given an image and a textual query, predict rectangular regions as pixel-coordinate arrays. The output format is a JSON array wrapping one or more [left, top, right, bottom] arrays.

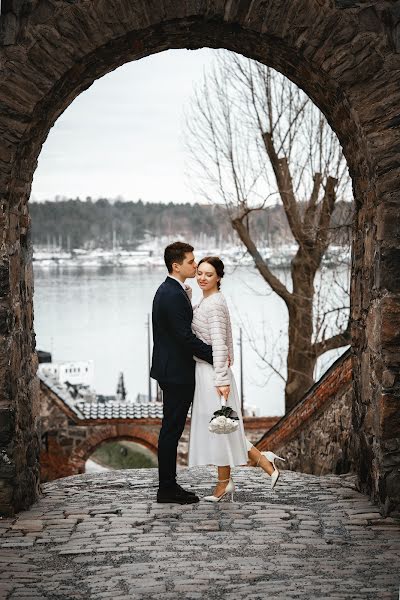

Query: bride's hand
[[216, 385, 230, 401]]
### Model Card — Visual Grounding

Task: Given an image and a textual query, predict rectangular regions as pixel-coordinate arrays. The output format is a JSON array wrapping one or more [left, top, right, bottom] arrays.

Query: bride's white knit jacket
[[191, 292, 234, 386]]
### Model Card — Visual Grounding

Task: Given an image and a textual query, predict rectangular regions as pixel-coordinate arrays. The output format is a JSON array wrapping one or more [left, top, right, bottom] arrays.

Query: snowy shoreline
[[33, 244, 350, 269]]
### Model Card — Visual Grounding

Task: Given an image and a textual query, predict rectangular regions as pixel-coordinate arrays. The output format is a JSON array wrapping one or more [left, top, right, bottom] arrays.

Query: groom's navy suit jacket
[[150, 277, 213, 385]]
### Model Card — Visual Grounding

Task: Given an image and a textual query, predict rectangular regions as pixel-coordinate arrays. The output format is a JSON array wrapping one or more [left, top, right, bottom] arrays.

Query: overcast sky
[[31, 49, 217, 204]]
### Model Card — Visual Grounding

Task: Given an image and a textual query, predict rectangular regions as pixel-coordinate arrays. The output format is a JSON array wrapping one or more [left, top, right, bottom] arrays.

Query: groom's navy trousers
[[150, 276, 213, 490]]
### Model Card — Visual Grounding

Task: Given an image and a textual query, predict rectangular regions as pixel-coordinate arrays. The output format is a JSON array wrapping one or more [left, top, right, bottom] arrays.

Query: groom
[[151, 241, 213, 504]]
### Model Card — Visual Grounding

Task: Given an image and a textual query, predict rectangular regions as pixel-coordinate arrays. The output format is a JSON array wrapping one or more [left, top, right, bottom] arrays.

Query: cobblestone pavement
[[0, 467, 399, 600]]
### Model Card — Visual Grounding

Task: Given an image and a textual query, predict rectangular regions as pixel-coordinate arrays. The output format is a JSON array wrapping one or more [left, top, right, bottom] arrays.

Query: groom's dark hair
[[164, 241, 194, 273]]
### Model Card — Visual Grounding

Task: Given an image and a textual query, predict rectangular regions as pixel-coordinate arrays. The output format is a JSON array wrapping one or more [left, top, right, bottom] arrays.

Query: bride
[[188, 256, 285, 502]]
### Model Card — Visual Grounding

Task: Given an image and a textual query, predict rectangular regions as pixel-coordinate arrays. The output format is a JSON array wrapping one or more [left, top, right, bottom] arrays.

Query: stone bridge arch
[[1, 1, 399, 516], [69, 427, 159, 475]]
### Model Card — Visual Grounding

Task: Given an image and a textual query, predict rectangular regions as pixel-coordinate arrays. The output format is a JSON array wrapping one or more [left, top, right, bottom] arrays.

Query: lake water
[[33, 265, 347, 416]]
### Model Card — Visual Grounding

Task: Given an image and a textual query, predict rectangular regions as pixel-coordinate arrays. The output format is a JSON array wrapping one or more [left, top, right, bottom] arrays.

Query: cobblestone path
[[0, 468, 399, 600]]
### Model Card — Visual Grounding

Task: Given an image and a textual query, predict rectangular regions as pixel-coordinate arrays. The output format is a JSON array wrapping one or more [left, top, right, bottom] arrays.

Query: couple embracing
[[150, 241, 284, 504]]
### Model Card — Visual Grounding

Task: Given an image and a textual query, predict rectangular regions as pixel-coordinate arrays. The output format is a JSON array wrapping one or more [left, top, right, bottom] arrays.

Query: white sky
[[31, 49, 217, 204]]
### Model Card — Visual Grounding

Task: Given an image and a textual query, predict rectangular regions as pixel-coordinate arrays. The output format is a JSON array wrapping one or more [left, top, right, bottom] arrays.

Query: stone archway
[[0, 1, 399, 516], [70, 428, 159, 475]]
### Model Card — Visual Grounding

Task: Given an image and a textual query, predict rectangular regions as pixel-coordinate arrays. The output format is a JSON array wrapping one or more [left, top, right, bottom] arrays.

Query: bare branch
[[261, 131, 308, 247], [303, 172, 322, 232], [232, 214, 293, 308], [315, 176, 338, 255], [313, 323, 351, 357]]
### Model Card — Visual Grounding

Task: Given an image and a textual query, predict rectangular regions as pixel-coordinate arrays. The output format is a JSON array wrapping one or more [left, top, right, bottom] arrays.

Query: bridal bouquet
[[209, 404, 239, 434]]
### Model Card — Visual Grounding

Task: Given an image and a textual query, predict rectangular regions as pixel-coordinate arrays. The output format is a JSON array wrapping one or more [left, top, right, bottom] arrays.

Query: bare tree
[[185, 51, 352, 412]]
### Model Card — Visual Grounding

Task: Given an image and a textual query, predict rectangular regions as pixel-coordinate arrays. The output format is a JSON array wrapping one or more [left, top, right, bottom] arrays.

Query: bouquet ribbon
[[210, 405, 239, 421]]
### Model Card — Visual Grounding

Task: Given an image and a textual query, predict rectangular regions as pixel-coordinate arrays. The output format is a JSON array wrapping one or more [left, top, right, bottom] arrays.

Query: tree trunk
[[285, 251, 317, 412]]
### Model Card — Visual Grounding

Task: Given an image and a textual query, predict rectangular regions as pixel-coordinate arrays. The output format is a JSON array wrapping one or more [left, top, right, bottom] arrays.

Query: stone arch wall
[[40, 423, 159, 482], [69, 426, 159, 475], [0, 0, 399, 515], [258, 350, 354, 475]]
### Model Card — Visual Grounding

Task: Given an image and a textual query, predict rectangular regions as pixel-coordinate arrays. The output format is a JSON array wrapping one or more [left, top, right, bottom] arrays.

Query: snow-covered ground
[[85, 458, 111, 473], [33, 242, 350, 269]]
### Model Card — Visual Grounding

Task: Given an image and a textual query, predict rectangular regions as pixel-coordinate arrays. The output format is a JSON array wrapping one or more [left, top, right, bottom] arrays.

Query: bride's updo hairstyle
[[198, 256, 225, 290]]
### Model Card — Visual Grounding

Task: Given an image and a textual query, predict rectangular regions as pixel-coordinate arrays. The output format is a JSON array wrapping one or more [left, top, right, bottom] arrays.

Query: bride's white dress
[[188, 292, 252, 467]]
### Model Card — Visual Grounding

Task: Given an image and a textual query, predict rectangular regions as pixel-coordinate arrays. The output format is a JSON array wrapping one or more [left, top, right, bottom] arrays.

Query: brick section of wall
[[257, 350, 353, 475]]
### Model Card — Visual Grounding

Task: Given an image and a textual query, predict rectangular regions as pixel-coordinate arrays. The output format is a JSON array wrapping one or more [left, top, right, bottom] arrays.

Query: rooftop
[[39, 372, 164, 421], [75, 400, 163, 420]]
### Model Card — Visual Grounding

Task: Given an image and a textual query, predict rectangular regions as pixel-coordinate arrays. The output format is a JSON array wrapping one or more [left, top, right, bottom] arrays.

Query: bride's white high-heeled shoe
[[203, 478, 235, 502], [257, 451, 286, 490]]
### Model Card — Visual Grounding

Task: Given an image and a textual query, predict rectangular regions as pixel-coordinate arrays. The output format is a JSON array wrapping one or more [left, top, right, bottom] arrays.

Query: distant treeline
[[29, 197, 352, 249]]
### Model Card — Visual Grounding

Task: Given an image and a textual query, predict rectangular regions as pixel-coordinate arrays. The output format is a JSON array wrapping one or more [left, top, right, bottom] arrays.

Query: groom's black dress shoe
[[175, 483, 196, 497], [157, 485, 199, 504]]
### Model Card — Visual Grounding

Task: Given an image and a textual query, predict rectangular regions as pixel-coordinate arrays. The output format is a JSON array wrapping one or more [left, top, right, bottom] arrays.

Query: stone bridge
[[0, 0, 400, 520]]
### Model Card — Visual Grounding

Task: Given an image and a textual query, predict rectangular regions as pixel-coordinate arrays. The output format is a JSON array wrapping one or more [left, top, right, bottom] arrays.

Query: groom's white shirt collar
[[167, 275, 186, 290]]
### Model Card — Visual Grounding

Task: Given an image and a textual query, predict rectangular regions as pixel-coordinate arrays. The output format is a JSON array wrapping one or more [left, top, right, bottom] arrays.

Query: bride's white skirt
[[188, 362, 252, 467]]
